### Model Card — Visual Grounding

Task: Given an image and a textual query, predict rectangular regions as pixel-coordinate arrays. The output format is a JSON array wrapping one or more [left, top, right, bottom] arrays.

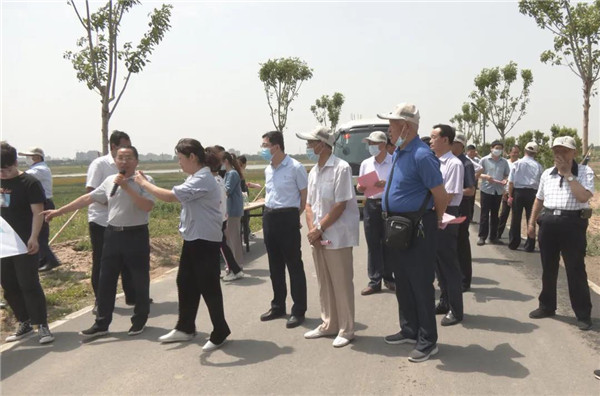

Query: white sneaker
[[304, 327, 331, 339], [158, 329, 194, 343], [332, 336, 352, 348], [222, 271, 244, 282], [202, 339, 226, 352]]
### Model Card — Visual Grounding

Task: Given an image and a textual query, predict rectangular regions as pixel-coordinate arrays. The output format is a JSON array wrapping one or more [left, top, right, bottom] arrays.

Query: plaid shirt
[[536, 161, 595, 210]]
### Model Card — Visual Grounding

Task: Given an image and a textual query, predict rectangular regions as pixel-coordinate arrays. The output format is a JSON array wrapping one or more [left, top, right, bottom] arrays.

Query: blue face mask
[[261, 148, 273, 161], [368, 145, 381, 156], [394, 126, 408, 147], [306, 148, 319, 161]]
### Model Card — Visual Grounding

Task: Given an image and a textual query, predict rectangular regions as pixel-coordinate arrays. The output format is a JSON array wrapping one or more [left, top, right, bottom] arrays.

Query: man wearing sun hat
[[18, 147, 61, 272], [507, 141, 544, 252], [297, 126, 360, 348], [377, 103, 448, 363], [356, 131, 395, 295], [527, 136, 595, 331]]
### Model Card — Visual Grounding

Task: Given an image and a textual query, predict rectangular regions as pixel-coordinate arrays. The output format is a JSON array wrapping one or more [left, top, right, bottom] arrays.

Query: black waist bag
[[384, 215, 415, 250]]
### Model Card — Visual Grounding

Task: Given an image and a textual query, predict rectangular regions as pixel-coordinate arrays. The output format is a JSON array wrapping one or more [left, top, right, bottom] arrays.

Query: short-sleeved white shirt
[[307, 154, 360, 249], [86, 154, 118, 226], [265, 155, 308, 209], [439, 151, 464, 207], [172, 167, 222, 242], [25, 161, 53, 199], [90, 174, 155, 227], [359, 153, 393, 199], [536, 162, 595, 210]]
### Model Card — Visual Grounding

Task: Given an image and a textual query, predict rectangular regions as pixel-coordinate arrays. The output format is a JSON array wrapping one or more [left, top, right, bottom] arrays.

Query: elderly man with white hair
[[297, 126, 360, 348], [527, 136, 595, 331]]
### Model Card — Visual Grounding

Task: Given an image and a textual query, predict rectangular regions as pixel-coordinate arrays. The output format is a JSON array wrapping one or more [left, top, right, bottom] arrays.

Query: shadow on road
[[435, 343, 530, 378], [470, 287, 534, 303], [461, 314, 539, 334], [199, 339, 293, 367], [350, 335, 410, 358], [472, 257, 522, 266], [471, 276, 500, 286], [544, 314, 600, 335]]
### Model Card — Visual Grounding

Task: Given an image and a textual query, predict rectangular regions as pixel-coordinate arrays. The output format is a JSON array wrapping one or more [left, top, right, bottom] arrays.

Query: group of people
[[0, 101, 595, 364]]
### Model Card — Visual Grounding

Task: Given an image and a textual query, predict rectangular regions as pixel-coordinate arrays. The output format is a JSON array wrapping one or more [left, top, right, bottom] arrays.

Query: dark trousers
[[241, 210, 250, 252], [508, 189, 536, 251], [95, 226, 150, 329], [263, 208, 307, 316], [387, 210, 438, 352], [478, 191, 502, 240], [89, 222, 135, 303], [497, 194, 511, 238], [458, 196, 474, 288], [175, 239, 230, 343], [38, 199, 59, 266], [1, 253, 48, 325], [221, 221, 242, 274], [537, 213, 592, 320], [363, 199, 394, 287], [435, 206, 464, 318]]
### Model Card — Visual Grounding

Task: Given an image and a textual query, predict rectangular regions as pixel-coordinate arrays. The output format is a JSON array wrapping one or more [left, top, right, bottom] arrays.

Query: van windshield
[[333, 129, 372, 175]]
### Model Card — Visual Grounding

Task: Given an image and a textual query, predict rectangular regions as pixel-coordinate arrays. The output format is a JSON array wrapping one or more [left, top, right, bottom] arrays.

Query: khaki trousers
[[225, 216, 243, 266], [311, 245, 355, 339]]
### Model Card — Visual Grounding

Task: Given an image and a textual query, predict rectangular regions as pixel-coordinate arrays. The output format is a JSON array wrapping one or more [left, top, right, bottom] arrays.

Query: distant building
[[75, 150, 101, 163]]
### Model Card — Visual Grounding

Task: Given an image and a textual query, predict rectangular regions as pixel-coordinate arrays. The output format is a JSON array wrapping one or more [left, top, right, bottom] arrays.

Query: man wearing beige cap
[[18, 147, 60, 272], [297, 126, 360, 348], [356, 131, 395, 295], [507, 141, 543, 251], [378, 103, 447, 363], [527, 136, 595, 330]]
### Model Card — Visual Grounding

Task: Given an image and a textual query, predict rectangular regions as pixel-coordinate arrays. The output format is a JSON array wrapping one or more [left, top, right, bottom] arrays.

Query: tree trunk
[[582, 81, 591, 156], [101, 87, 110, 155]]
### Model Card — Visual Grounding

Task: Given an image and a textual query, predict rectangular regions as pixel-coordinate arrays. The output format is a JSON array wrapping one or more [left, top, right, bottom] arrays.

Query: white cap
[[454, 133, 467, 146], [296, 126, 336, 146], [377, 103, 420, 125], [18, 147, 45, 158], [525, 141, 539, 153], [362, 131, 388, 144], [552, 136, 576, 150]]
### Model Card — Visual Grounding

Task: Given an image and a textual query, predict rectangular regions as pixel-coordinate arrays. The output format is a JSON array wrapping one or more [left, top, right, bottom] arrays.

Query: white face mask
[[25, 157, 34, 166], [368, 145, 381, 156], [492, 149, 503, 157]]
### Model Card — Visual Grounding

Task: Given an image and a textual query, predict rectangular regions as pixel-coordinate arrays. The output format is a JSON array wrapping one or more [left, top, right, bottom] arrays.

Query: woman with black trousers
[[134, 138, 230, 352]]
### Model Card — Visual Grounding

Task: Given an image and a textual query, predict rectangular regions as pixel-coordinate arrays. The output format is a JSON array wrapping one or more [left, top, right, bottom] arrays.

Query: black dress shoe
[[286, 315, 305, 328], [260, 309, 286, 322], [441, 311, 462, 326], [476, 238, 485, 246], [435, 303, 449, 315], [529, 308, 555, 319], [38, 261, 61, 272]]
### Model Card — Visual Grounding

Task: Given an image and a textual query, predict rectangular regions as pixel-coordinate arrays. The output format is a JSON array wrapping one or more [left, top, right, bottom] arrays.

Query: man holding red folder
[[356, 131, 394, 295]]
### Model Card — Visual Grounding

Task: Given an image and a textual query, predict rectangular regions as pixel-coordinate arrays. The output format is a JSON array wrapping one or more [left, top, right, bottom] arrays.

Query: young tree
[[469, 61, 534, 142], [64, 0, 173, 155], [310, 93, 345, 132], [519, 0, 600, 155], [258, 57, 313, 132], [450, 102, 484, 145]]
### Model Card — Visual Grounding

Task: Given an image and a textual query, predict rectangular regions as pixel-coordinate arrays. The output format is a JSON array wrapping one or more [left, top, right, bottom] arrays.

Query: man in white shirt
[[297, 126, 360, 348], [18, 147, 60, 272], [507, 142, 544, 251], [497, 145, 520, 239], [356, 131, 394, 295], [527, 136, 594, 331], [86, 130, 136, 310], [430, 124, 464, 326]]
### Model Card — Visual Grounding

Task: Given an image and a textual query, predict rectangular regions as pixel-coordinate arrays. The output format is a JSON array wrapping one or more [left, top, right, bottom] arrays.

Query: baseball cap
[[377, 103, 420, 125], [18, 147, 45, 158], [525, 142, 539, 153], [362, 131, 388, 144], [552, 136, 576, 150], [296, 126, 336, 146], [454, 133, 467, 146]]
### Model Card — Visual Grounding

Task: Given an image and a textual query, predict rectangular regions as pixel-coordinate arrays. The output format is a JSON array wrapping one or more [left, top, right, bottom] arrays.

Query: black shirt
[[0, 172, 45, 242]]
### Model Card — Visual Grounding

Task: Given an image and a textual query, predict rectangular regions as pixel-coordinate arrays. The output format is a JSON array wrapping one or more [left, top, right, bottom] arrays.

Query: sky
[[1, 0, 599, 158]]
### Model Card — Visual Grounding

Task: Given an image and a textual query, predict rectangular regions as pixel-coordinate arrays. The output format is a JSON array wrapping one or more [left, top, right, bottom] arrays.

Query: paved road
[[2, 213, 599, 395]]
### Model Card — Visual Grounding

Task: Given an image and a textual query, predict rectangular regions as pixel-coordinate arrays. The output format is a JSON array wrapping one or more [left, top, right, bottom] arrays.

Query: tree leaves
[[310, 92, 345, 131]]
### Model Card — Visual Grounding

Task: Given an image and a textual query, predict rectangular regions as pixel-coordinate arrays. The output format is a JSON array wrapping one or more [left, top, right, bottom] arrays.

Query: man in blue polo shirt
[[378, 103, 448, 363]]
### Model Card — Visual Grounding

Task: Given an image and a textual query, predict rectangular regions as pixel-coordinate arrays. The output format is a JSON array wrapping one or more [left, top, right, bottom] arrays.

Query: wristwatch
[[317, 223, 323, 233], [566, 175, 575, 182]]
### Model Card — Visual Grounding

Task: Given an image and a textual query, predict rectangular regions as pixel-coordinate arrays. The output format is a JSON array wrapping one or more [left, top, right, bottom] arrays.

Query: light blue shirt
[[224, 169, 244, 217], [26, 161, 52, 199], [509, 155, 543, 190], [172, 167, 223, 242], [479, 155, 510, 195], [265, 155, 308, 209]]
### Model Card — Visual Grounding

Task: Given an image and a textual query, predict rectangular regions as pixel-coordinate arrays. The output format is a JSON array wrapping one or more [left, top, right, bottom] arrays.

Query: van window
[[333, 128, 373, 175]]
